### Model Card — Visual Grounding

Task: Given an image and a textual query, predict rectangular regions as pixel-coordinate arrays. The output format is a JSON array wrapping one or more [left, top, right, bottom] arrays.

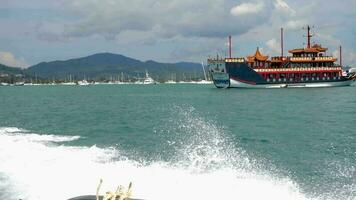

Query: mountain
[[0, 63, 29, 83], [0, 63, 23, 75], [26, 53, 205, 81]]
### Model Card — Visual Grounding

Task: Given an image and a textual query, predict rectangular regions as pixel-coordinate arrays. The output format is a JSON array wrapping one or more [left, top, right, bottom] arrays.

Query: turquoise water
[[0, 84, 355, 200]]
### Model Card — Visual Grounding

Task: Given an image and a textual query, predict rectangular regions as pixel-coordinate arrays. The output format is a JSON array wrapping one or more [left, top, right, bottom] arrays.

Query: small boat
[[135, 71, 156, 84], [77, 80, 90, 86], [165, 80, 176, 84], [0, 82, 9, 86], [194, 79, 213, 84], [62, 82, 76, 85], [143, 71, 156, 84], [196, 62, 212, 84], [14, 81, 25, 86], [165, 74, 176, 84]]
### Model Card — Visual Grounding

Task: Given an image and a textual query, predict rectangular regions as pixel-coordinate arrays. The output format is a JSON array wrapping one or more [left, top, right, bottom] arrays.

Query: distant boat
[[62, 75, 76, 85], [178, 80, 191, 84], [165, 74, 176, 84], [0, 82, 9, 86], [14, 82, 24, 86], [62, 82, 76, 85], [194, 62, 212, 84], [24, 83, 42, 86], [77, 80, 90, 86], [143, 71, 156, 84], [135, 71, 156, 84], [194, 79, 213, 84], [165, 80, 176, 84]]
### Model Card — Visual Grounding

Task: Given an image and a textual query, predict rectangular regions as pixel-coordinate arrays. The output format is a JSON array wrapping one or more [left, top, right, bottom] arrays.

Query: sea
[[0, 84, 355, 200]]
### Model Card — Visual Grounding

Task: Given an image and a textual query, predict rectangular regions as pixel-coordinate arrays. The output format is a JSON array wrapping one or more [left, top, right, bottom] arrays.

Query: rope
[[96, 179, 133, 200]]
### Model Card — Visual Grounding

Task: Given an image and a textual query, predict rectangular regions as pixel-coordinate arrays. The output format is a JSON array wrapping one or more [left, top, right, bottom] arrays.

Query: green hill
[[26, 53, 205, 81], [0, 63, 23, 75], [0, 63, 26, 83]]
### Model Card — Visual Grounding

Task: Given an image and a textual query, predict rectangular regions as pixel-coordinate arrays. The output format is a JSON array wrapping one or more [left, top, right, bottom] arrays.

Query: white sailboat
[[0, 82, 9, 86], [14, 81, 25, 86], [62, 75, 76, 85], [165, 74, 176, 84], [77, 79, 90, 85], [77, 75, 90, 85]]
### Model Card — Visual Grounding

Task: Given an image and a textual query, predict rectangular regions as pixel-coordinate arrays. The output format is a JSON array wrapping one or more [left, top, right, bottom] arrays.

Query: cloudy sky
[[0, 0, 355, 67]]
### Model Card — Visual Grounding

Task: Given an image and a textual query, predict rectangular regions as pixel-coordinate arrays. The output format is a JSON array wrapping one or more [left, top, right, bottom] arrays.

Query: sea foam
[[0, 116, 309, 200]]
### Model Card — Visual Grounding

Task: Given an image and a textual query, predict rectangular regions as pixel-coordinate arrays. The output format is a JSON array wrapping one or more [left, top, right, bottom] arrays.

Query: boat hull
[[229, 78, 353, 88], [209, 61, 354, 89]]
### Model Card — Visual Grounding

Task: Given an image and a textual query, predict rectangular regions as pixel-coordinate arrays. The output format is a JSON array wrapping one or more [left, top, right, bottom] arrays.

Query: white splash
[[0, 124, 308, 200], [0, 127, 81, 143]]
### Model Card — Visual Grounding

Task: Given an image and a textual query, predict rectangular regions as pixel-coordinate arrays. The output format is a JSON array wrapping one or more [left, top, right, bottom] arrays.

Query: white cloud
[[285, 20, 305, 30], [266, 38, 281, 55], [0, 52, 28, 68], [43, 0, 271, 41], [230, 2, 264, 16], [346, 51, 356, 67], [274, 0, 296, 15], [315, 33, 341, 47], [332, 50, 339, 59], [1, 0, 354, 64], [332, 49, 342, 65], [28, 0, 274, 63]]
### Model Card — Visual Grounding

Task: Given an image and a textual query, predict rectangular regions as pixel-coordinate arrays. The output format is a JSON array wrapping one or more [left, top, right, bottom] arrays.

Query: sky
[[0, 0, 355, 68]]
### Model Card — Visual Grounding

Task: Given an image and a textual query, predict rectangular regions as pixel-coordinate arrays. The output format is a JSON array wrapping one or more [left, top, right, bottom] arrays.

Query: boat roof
[[247, 47, 269, 62], [288, 44, 327, 54]]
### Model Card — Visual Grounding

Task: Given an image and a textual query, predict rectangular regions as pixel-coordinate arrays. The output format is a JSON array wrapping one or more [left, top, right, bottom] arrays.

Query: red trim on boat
[[257, 69, 340, 74], [230, 76, 256, 85]]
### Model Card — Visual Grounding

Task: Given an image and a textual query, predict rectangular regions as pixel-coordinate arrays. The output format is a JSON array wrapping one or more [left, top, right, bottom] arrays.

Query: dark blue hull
[[210, 61, 354, 88]]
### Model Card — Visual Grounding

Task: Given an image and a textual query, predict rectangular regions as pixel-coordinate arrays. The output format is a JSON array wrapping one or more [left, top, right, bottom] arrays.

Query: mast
[[228, 35, 232, 58], [340, 45, 342, 66], [307, 25, 312, 48], [201, 62, 207, 81], [281, 27, 284, 57]]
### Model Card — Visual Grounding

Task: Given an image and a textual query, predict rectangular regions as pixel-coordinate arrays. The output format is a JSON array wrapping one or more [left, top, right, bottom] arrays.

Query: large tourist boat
[[208, 27, 356, 88]]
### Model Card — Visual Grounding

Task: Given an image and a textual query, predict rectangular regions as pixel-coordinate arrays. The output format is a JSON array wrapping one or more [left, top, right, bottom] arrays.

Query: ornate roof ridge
[[247, 47, 269, 62]]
